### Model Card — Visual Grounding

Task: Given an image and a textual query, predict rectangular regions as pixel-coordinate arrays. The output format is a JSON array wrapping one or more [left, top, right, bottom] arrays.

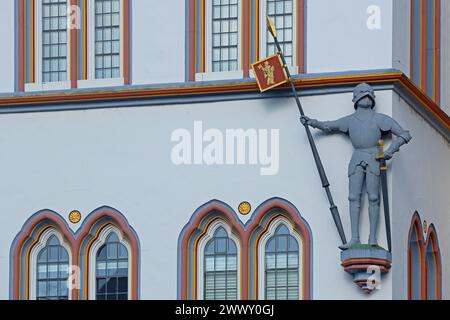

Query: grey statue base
[[340, 245, 392, 294]]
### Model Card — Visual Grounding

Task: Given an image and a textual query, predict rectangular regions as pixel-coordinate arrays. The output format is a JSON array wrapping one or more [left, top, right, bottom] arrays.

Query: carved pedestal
[[341, 246, 392, 294]]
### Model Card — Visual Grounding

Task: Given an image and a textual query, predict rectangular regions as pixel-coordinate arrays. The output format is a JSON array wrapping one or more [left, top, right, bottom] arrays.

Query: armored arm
[[379, 116, 412, 160], [300, 116, 349, 134]]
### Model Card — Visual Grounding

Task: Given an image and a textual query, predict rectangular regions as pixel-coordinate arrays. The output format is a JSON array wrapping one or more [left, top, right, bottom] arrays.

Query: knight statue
[[301, 83, 412, 250]]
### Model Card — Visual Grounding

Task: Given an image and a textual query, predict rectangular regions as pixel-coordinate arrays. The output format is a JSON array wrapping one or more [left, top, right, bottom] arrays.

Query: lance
[[266, 17, 347, 245], [377, 140, 392, 252]]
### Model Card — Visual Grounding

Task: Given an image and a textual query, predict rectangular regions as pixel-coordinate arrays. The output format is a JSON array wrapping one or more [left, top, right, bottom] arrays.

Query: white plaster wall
[[0, 0, 15, 93], [0, 91, 395, 300], [306, 0, 393, 73], [391, 93, 450, 299], [131, 0, 186, 85], [441, 0, 450, 114], [392, 0, 410, 77]]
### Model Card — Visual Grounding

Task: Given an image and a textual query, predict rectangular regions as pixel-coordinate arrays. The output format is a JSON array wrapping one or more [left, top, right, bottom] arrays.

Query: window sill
[[195, 70, 244, 82], [77, 78, 125, 89], [25, 81, 71, 92]]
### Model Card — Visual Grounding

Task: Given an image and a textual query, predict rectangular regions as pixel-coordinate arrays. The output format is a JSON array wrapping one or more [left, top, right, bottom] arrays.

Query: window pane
[[264, 225, 300, 300], [96, 232, 129, 300], [42, 0, 68, 82], [211, 0, 239, 72], [203, 229, 238, 300], [38, 281, 47, 298], [97, 278, 107, 294], [95, 0, 121, 79], [267, 0, 294, 66], [118, 277, 128, 293], [36, 234, 70, 300]]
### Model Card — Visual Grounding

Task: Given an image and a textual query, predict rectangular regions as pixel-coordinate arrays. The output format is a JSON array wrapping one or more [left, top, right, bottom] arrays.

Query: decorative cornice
[[0, 69, 448, 139]]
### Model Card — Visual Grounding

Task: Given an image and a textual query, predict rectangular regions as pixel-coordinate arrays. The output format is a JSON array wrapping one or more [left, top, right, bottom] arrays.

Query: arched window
[[425, 225, 442, 300], [95, 232, 129, 300], [264, 224, 299, 300], [255, 216, 304, 300], [89, 226, 131, 300], [203, 226, 238, 300], [12, 207, 139, 300], [179, 198, 311, 300], [35, 234, 70, 300], [408, 214, 423, 300]]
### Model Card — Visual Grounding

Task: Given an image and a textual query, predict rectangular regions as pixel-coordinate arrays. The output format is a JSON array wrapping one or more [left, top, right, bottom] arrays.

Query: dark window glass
[[96, 232, 128, 300]]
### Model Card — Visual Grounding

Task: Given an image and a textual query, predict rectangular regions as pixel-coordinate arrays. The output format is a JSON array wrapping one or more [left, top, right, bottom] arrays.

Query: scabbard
[[379, 159, 392, 252]]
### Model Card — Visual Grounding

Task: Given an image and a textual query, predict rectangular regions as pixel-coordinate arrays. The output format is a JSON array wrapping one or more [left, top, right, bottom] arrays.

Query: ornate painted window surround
[[10, 206, 140, 300], [407, 211, 442, 300], [186, 0, 306, 81], [178, 197, 313, 300], [16, 0, 131, 92], [410, 0, 441, 104]]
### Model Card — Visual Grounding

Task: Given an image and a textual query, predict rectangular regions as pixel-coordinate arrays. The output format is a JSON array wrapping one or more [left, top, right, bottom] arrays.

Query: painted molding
[[1, 69, 449, 140], [410, 0, 441, 103], [17, 0, 131, 91], [178, 197, 313, 300], [10, 206, 140, 300], [407, 212, 442, 300]]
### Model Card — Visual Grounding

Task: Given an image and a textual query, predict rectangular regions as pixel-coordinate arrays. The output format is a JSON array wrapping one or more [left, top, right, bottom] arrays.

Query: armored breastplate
[[347, 112, 382, 149]]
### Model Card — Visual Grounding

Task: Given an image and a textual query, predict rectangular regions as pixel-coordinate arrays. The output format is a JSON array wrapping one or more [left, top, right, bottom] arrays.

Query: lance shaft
[[272, 37, 347, 245]]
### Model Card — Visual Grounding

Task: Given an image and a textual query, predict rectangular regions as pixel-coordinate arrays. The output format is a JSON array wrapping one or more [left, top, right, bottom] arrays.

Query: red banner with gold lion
[[251, 54, 288, 92]]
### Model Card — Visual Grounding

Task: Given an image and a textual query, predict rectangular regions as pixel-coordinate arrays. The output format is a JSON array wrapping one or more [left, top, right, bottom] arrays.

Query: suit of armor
[[302, 83, 412, 249]]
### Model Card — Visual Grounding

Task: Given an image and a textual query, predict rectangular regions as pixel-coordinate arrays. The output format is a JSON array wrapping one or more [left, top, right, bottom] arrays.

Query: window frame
[[78, 0, 125, 88], [257, 217, 302, 300], [196, 220, 241, 300], [25, 0, 72, 92], [195, 0, 244, 81], [28, 228, 72, 300], [88, 225, 132, 300]]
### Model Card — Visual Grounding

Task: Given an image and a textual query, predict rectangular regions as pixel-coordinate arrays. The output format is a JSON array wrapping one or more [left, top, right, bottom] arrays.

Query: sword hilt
[[377, 139, 387, 170]]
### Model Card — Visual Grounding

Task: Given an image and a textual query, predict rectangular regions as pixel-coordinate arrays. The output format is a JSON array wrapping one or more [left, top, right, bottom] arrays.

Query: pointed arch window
[[203, 226, 238, 300], [425, 226, 442, 300], [35, 234, 70, 300], [408, 216, 423, 300], [94, 231, 129, 300], [407, 213, 442, 300], [264, 224, 299, 300]]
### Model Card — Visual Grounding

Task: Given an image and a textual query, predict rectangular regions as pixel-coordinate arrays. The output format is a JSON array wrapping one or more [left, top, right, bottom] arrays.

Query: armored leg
[[366, 171, 381, 246], [339, 166, 365, 250]]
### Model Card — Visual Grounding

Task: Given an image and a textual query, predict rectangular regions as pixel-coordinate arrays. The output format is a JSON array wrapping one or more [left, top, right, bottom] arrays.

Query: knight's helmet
[[352, 83, 376, 109]]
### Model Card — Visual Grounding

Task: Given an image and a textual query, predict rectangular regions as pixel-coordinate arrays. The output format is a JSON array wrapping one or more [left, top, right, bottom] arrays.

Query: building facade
[[0, 0, 449, 300]]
